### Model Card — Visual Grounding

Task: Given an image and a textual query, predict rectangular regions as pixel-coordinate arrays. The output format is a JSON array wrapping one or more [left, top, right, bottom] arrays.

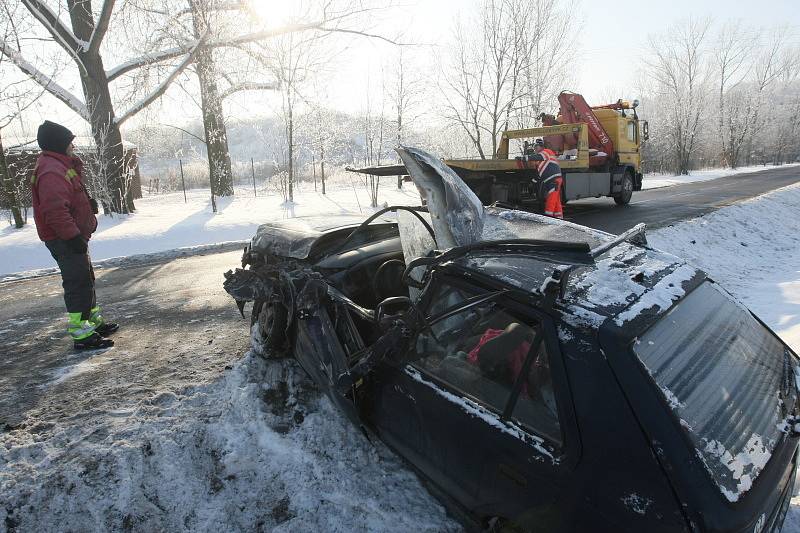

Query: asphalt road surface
[[1, 165, 799, 430], [565, 164, 800, 233]]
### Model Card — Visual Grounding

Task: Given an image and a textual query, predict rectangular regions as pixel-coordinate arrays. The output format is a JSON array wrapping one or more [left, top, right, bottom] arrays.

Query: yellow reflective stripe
[[67, 319, 96, 340], [89, 306, 105, 326]]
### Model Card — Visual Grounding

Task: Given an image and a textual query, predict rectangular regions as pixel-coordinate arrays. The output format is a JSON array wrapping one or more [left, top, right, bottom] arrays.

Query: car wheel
[[251, 298, 288, 358], [614, 171, 634, 205]]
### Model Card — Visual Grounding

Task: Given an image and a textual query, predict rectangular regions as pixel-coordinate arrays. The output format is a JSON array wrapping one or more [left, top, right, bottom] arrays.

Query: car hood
[[250, 215, 393, 260]]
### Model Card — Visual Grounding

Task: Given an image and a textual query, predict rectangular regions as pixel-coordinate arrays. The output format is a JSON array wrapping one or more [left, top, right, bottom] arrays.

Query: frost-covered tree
[[440, 0, 575, 159], [643, 17, 712, 175], [0, 1, 48, 228], [387, 48, 423, 188], [1, 0, 398, 212]]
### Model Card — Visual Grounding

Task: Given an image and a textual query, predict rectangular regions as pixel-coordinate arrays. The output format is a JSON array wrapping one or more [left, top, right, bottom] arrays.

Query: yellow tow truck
[[351, 91, 648, 212]]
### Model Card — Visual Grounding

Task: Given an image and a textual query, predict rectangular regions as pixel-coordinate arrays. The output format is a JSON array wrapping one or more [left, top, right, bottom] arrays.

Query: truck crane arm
[[556, 91, 615, 158]]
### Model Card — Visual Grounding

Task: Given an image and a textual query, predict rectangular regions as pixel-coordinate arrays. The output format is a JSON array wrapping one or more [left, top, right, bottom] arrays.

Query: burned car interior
[[223, 147, 800, 532]]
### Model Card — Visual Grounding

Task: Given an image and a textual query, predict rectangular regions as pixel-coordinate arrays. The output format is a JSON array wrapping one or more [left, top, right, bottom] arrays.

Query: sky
[[3, 0, 800, 143]]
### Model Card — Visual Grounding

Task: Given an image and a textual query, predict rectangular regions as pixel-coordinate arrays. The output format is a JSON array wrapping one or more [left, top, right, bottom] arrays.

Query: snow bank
[[3, 163, 796, 278], [0, 183, 421, 278], [641, 163, 799, 190], [649, 181, 800, 352], [0, 353, 459, 532]]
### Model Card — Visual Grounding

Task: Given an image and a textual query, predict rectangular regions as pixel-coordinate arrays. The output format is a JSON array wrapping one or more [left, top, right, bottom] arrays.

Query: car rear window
[[634, 281, 794, 502]]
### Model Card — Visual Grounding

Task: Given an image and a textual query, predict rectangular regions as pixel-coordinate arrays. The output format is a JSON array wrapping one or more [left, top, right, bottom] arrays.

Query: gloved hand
[[66, 235, 88, 254], [89, 198, 99, 214]]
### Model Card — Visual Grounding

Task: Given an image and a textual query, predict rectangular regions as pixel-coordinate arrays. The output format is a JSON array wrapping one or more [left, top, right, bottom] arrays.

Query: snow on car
[[224, 147, 800, 532]]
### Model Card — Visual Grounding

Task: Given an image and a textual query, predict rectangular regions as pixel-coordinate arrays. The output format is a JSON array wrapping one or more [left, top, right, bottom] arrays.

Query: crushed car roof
[[251, 215, 397, 260], [443, 208, 701, 327]]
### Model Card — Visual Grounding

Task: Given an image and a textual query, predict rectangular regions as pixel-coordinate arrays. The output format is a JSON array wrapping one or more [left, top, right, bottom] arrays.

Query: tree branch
[[21, 0, 83, 55], [220, 80, 280, 100], [88, 0, 115, 55], [115, 36, 205, 126], [0, 40, 90, 121], [107, 19, 406, 82], [316, 27, 408, 46]]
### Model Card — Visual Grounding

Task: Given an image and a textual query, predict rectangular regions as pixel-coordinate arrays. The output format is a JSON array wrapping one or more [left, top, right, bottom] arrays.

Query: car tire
[[614, 171, 634, 205], [251, 298, 288, 358]]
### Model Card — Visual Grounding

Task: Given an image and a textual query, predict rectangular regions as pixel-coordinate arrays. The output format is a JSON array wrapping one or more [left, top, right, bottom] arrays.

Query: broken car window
[[413, 283, 561, 443]]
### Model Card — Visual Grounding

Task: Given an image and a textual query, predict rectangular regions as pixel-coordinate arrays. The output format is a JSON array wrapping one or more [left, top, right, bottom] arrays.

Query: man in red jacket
[[32, 120, 118, 350]]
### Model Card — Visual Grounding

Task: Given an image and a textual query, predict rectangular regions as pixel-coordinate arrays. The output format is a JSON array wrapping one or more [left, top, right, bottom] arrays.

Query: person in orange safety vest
[[518, 139, 564, 219]]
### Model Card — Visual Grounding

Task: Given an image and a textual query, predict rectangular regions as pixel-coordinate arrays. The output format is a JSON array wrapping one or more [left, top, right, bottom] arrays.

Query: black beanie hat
[[37, 120, 75, 155]]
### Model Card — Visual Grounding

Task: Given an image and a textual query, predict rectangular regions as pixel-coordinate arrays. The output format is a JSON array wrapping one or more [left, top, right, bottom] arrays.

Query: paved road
[[1, 165, 798, 429], [0, 250, 249, 428], [565, 164, 800, 233]]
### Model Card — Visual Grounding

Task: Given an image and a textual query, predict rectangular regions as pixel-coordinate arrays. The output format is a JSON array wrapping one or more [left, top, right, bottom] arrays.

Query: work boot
[[68, 312, 113, 350], [74, 332, 114, 350], [90, 306, 119, 337]]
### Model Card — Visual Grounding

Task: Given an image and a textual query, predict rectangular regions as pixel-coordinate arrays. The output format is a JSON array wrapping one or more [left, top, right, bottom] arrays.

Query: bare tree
[[388, 48, 423, 187], [712, 20, 753, 167], [261, 28, 325, 204], [440, 0, 575, 158], [1, 0, 398, 213], [723, 27, 793, 167], [643, 17, 712, 175], [361, 72, 388, 207], [0, 1, 48, 228]]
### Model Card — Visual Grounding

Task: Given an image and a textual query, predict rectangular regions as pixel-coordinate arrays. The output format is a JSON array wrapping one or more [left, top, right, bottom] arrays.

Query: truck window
[[633, 281, 796, 502], [627, 121, 636, 142], [413, 283, 561, 445]]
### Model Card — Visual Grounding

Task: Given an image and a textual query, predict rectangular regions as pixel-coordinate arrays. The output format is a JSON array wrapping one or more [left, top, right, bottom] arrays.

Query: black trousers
[[45, 239, 96, 318]]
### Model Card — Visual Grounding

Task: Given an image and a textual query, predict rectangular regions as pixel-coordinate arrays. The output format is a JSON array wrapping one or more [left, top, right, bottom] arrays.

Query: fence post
[[251, 157, 257, 197], [179, 159, 187, 203]]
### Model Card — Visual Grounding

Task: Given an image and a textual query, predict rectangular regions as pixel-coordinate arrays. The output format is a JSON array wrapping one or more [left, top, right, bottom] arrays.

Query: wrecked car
[[224, 147, 800, 532]]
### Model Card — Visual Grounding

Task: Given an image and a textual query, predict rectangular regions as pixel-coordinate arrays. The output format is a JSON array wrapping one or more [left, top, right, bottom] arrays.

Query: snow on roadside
[[3, 164, 796, 278], [641, 163, 799, 190], [0, 352, 460, 532], [649, 181, 800, 530], [0, 182, 421, 278], [649, 181, 800, 352]]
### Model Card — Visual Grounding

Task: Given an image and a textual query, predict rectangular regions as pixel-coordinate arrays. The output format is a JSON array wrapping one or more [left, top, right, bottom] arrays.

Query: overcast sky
[[6, 0, 800, 141]]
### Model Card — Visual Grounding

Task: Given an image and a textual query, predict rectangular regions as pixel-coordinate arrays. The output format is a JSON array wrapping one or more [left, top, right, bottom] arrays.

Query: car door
[[293, 297, 366, 431], [372, 276, 579, 527]]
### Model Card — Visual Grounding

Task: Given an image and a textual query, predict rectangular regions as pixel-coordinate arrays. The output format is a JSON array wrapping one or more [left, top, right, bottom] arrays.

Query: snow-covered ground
[[641, 163, 800, 190], [0, 179, 421, 279], [2, 174, 800, 532], [2, 164, 796, 279], [0, 355, 460, 532], [649, 182, 800, 353]]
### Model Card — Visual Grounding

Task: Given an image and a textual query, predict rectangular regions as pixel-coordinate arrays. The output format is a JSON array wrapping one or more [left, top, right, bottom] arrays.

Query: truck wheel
[[614, 171, 634, 205], [251, 298, 288, 358]]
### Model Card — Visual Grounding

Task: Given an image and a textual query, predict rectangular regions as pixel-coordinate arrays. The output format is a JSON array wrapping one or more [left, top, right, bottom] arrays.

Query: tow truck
[[350, 91, 649, 212]]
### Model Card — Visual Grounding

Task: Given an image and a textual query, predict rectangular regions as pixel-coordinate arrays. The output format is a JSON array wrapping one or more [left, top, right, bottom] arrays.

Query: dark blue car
[[224, 148, 799, 532]]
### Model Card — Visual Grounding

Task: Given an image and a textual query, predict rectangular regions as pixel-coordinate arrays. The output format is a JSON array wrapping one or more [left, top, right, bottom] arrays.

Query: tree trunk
[[312, 152, 316, 191], [396, 117, 402, 189], [287, 92, 294, 203], [190, 1, 234, 197], [0, 129, 24, 228], [320, 145, 326, 195], [68, 0, 134, 214]]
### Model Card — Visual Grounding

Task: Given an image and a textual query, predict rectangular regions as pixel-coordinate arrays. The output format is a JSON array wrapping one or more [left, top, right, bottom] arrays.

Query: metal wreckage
[[224, 147, 800, 533]]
